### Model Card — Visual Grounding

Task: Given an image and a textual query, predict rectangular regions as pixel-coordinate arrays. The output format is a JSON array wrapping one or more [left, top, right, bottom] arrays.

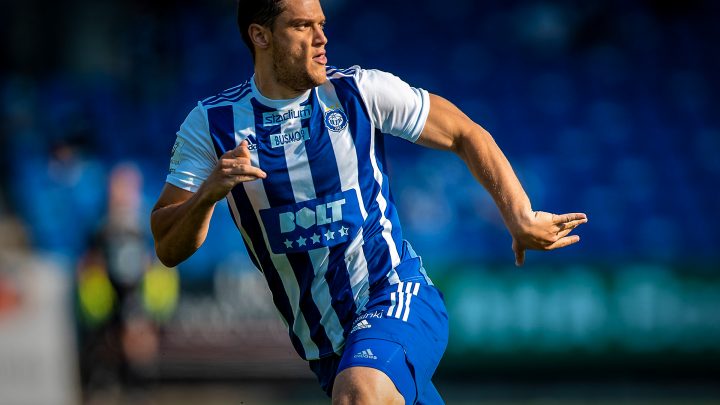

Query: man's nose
[[314, 24, 327, 46]]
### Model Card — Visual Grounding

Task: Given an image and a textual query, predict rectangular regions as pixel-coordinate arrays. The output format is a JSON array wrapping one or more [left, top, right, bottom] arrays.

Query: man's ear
[[249, 23, 271, 51]]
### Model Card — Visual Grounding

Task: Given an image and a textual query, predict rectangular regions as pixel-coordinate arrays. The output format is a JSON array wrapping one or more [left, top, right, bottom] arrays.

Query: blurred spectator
[[75, 163, 175, 401]]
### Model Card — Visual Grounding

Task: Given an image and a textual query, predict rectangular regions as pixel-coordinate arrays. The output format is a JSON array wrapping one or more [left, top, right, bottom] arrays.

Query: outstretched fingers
[[555, 218, 586, 239], [552, 212, 587, 225], [228, 164, 267, 180], [218, 141, 267, 181], [510, 211, 587, 266], [548, 213, 586, 244], [558, 218, 587, 230], [546, 235, 581, 250]]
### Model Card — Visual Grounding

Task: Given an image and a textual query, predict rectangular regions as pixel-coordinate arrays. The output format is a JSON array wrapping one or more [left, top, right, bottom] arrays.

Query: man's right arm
[[151, 141, 266, 267]]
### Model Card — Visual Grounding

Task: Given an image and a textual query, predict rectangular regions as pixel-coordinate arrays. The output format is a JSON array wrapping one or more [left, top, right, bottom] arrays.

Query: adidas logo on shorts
[[353, 349, 377, 360], [350, 319, 372, 334]]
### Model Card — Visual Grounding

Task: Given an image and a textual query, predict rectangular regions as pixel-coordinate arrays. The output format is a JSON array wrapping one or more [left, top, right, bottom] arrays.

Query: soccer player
[[150, 0, 588, 403]]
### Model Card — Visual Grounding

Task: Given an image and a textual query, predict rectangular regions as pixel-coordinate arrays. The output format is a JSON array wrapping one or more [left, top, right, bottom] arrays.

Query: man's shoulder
[[325, 65, 398, 88], [324, 65, 390, 91], [199, 80, 253, 108], [325, 65, 361, 79]]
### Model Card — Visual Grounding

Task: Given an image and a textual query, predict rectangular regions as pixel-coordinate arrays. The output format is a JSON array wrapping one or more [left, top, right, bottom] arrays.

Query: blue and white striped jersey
[[166, 66, 433, 360]]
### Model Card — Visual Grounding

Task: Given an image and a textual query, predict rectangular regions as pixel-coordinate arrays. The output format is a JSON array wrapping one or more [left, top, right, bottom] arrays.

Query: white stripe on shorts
[[387, 281, 422, 321]]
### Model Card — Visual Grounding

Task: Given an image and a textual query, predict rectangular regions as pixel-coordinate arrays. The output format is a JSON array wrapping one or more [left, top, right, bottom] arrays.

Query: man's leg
[[331, 337, 417, 404], [332, 366, 404, 405], [317, 279, 449, 404]]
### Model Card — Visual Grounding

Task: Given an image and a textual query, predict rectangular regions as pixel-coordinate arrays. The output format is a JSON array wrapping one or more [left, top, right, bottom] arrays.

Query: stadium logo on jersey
[[259, 190, 362, 254], [262, 105, 312, 127], [270, 127, 310, 148], [324, 108, 348, 132]]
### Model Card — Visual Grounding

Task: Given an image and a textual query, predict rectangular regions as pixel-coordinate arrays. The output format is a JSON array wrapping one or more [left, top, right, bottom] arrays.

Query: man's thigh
[[332, 365, 404, 405], [336, 282, 449, 404], [310, 281, 448, 404], [333, 338, 414, 403]]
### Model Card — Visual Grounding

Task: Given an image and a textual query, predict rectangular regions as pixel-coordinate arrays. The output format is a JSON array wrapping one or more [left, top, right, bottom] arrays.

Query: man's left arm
[[417, 94, 587, 266]]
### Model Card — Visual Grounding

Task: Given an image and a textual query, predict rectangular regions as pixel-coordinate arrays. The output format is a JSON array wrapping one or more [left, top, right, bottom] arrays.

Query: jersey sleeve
[[354, 68, 430, 143], [165, 103, 217, 192]]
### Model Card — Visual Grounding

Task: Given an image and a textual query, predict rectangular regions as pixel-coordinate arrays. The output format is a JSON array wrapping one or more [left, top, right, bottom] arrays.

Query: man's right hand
[[200, 140, 267, 203], [150, 140, 266, 267]]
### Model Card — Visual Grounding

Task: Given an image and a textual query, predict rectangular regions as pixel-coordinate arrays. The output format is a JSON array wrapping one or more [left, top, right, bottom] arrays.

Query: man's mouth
[[313, 52, 327, 65]]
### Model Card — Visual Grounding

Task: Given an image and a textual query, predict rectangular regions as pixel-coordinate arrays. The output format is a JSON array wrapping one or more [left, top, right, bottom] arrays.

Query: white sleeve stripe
[[402, 293, 413, 322], [394, 290, 405, 319], [387, 292, 397, 317]]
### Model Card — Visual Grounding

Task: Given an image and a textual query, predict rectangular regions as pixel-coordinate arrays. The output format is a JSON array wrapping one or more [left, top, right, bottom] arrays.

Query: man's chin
[[308, 71, 327, 88], [315, 74, 328, 85]]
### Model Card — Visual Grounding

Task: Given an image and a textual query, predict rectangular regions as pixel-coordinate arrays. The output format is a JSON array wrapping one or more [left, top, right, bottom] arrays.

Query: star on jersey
[[296, 235, 307, 247], [339, 226, 349, 236], [324, 229, 335, 241], [284, 239, 293, 249], [310, 233, 321, 244]]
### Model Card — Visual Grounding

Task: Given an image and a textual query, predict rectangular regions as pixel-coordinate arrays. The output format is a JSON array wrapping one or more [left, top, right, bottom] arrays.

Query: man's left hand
[[511, 211, 588, 266]]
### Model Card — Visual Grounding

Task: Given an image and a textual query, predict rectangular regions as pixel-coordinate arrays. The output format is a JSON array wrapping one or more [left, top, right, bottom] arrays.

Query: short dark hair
[[237, 0, 286, 58]]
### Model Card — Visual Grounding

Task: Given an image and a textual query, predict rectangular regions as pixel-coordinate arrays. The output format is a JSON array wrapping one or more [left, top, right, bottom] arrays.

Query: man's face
[[270, 0, 328, 92]]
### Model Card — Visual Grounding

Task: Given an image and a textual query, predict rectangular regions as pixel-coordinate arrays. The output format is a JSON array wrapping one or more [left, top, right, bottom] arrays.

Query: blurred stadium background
[[1, 0, 719, 404]]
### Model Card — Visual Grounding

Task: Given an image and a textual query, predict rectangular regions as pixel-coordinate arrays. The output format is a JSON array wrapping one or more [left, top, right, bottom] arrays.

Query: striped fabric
[[387, 281, 422, 322], [167, 66, 433, 360]]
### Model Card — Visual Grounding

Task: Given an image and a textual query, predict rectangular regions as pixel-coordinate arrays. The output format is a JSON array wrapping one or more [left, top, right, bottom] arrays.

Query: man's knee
[[332, 366, 405, 405]]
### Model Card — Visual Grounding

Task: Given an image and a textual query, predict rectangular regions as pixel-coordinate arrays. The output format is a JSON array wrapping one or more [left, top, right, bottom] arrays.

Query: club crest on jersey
[[324, 108, 348, 132]]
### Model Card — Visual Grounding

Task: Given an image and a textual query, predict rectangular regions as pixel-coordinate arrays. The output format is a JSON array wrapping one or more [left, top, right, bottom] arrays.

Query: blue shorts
[[309, 277, 449, 404]]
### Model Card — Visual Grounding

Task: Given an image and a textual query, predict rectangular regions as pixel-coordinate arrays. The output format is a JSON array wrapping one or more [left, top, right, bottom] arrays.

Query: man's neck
[[253, 68, 306, 100]]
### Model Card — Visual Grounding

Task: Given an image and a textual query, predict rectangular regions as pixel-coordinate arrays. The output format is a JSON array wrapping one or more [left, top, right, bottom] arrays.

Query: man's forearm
[[453, 125, 532, 231], [419, 94, 585, 265], [151, 189, 217, 267]]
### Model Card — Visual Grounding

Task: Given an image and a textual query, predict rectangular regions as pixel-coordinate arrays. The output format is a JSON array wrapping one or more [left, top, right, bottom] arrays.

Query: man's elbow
[[448, 132, 465, 155], [449, 128, 475, 156], [157, 256, 181, 269], [154, 245, 178, 268], [452, 124, 492, 155]]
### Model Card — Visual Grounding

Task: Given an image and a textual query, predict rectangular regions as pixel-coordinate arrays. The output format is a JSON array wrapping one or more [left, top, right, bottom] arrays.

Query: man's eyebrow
[[287, 17, 325, 25]]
